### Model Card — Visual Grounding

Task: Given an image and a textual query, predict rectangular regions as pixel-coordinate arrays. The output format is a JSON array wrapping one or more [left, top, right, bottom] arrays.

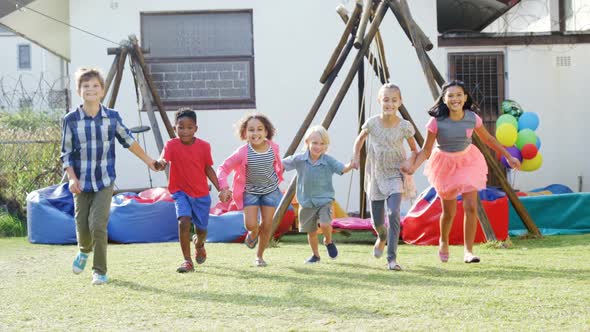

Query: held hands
[[218, 188, 232, 203], [350, 157, 360, 170], [151, 159, 167, 171]]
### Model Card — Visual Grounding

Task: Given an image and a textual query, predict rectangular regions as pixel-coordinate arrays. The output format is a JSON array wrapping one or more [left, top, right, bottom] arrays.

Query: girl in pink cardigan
[[217, 113, 284, 267]]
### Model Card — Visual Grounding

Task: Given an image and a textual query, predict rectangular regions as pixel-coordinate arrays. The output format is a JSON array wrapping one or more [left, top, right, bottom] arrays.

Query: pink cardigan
[[216, 140, 284, 211]]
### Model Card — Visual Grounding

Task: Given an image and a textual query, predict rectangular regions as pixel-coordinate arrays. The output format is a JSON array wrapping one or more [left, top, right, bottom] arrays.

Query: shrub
[[0, 211, 26, 237]]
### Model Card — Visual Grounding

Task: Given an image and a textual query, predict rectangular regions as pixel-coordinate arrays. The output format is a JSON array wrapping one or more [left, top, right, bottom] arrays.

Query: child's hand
[[68, 178, 81, 194], [400, 159, 414, 175], [218, 188, 232, 202], [153, 159, 167, 171], [350, 157, 360, 170], [507, 156, 521, 170]]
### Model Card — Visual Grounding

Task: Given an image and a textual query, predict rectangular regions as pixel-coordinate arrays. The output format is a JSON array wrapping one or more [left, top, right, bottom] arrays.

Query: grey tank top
[[434, 111, 478, 152]]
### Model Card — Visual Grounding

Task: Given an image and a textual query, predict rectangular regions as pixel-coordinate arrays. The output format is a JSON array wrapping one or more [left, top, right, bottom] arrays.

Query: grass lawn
[[1, 232, 589, 331]]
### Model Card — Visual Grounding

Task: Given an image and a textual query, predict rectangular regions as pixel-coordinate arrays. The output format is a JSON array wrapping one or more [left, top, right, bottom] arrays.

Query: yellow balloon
[[521, 152, 543, 172], [495, 123, 518, 147]]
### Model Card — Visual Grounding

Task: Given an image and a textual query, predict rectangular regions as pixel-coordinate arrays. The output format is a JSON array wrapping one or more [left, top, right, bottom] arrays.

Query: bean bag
[[401, 187, 509, 245], [108, 188, 178, 243], [26, 183, 76, 244]]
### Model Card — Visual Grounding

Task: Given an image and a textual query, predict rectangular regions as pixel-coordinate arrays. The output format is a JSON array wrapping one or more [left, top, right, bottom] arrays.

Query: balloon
[[515, 129, 537, 149], [502, 146, 522, 168], [521, 152, 543, 172], [520, 143, 538, 159], [496, 123, 518, 147], [518, 112, 539, 131], [502, 99, 524, 118], [496, 114, 518, 129], [535, 136, 541, 149]]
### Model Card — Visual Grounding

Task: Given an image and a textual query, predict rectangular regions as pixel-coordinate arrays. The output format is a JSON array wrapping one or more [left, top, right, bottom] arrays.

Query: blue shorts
[[171, 191, 211, 231], [243, 188, 282, 208]]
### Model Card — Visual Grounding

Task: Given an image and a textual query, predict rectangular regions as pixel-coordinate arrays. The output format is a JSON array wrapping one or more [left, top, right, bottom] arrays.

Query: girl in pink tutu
[[352, 83, 419, 271], [410, 80, 520, 263]]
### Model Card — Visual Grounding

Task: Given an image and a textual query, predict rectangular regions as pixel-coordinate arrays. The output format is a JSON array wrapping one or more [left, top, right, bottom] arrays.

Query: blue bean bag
[[207, 211, 247, 243], [26, 183, 77, 244], [108, 188, 178, 243]]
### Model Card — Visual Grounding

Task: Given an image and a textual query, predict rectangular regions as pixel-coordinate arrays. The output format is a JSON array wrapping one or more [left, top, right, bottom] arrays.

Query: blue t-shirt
[[282, 151, 344, 208]]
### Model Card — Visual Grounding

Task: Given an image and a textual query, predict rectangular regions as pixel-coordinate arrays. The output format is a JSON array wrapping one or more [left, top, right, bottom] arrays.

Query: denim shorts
[[243, 188, 282, 208], [171, 191, 211, 231]]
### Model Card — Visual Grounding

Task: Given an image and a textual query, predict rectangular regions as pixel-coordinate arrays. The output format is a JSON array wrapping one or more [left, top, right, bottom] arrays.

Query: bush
[[0, 108, 61, 130], [0, 211, 26, 237]]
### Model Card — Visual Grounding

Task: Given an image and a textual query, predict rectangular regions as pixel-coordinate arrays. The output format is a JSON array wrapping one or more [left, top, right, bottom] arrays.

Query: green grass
[[1, 233, 589, 331]]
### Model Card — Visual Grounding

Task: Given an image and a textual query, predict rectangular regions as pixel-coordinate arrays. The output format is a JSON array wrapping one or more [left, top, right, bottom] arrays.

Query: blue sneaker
[[72, 252, 89, 274], [326, 242, 338, 259], [91, 272, 108, 285], [305, 255, 321, 264]]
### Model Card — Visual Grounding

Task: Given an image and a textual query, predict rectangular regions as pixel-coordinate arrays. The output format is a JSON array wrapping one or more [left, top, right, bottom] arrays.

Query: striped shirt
[[245, 144, 279, 194], [60, 104, 135, 192]]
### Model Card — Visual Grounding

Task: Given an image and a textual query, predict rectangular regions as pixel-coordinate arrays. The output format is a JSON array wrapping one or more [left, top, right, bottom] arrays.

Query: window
[[18, 44, 31, 70], [141, 10, 255, 110]]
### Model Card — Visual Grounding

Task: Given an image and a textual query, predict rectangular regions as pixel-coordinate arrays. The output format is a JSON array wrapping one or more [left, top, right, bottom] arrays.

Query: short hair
[[175, 107, 196, 124], [303, 125, 330, 150], [236, 112, 276, 141], [378, 82, 402, 99], [75, 67, 105, 91]]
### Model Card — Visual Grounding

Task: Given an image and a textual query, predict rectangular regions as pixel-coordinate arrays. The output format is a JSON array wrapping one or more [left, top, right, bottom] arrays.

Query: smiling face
[[245, 118, 268, 148], [443, 85, 468, 114], [378, 88, 402, 116], [306, 132, 327, 160], [78, 77, 105, 103], [175, 116, 197, 145]]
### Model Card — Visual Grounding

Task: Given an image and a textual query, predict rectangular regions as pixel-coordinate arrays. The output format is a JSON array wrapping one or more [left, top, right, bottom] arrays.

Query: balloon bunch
[[495, 100, 542, 172]]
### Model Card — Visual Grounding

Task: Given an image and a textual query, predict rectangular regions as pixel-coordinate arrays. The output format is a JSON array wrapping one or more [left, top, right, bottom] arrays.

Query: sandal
[[438, 250, 449, 263], [244, 232, 258, 249]]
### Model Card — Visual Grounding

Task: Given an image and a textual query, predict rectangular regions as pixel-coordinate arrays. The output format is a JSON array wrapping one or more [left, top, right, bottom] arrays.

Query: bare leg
[[243, 206, 260, 239], [320, 223, 333, 246], [461, 191, 479, 257], [257, 205, 276, 260], [439, 198, 457, 255], [178, 216, 192, 261], [308, 230, 320, 257]]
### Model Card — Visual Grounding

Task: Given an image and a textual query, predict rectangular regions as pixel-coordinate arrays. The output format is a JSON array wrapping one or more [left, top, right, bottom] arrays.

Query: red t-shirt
[[162, 137, 213, 198]]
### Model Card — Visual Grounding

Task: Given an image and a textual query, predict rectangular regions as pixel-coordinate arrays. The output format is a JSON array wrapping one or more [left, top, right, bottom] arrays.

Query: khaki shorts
[[298, 203, 333, 233]]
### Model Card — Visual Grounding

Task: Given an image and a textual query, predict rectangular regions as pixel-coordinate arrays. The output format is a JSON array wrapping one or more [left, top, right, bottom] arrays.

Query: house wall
[[68, 0, 588, 213], [0, 29, 66, 110]]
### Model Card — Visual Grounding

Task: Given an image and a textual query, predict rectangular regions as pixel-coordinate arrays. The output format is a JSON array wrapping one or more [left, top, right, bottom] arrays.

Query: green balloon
[[515, 129, 537, 150], [502, 99, 524, 119], [496, 114, 518, 129]]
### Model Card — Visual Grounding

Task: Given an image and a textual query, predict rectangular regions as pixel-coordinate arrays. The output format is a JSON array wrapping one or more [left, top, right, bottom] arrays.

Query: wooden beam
[[438, 32, 590, 47], [358, 57, 368, 218], [388, 1, 433, 51], [354, 0, 372, 49], [107, 48, 128, 109], [102, 52, 120, 103], [128, 35, 176, 139], [320, 2, 362, 83]]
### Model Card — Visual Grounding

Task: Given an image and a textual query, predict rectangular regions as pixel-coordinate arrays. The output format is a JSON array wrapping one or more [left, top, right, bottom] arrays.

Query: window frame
[[17, 44, 32, 70], [140, 9, 256, 111]]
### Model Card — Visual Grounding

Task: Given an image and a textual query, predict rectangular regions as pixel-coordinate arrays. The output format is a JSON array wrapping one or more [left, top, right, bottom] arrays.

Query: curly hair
[[235, 112, 276, 141], [174, 107, 196, 124]]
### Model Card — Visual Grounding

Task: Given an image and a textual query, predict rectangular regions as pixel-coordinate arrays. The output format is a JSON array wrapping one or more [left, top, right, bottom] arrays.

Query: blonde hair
[[377, 82, 402, 100], [75, 67, 105, 91], [303, 125, 330, 151]]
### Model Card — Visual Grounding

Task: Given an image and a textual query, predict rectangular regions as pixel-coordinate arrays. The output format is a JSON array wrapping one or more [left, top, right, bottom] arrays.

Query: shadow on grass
[[109, 278, 382, 319]]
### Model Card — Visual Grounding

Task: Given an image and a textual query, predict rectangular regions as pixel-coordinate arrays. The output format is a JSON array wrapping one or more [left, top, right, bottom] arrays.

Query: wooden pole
[[107, 48, 128, 109], [128, 35, 176, 139], [102, 52, 120, 103], [320, 3, 362, 83], [272, 0, 391, 236], [358, 57, 367, 218], [388, 1, 434, 51], [354, 0, 372, 48], [132, 56, 165, 155]]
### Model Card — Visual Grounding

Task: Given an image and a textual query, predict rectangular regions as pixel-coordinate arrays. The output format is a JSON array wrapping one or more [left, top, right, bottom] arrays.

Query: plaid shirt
[[60, 104, 135, 192]]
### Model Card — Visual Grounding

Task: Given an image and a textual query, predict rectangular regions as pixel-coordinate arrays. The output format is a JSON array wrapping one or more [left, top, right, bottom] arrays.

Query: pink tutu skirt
[[423, 144, 488, 200]]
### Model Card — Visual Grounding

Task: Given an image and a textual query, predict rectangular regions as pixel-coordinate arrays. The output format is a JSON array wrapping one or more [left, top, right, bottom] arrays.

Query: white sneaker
[[387, 261, 402, 271], [91, 272, 108, 285]]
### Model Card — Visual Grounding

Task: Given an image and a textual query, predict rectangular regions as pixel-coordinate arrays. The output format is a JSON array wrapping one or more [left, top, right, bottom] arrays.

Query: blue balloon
[[518, 112, 539, 131], [535, 136, 541, 149]]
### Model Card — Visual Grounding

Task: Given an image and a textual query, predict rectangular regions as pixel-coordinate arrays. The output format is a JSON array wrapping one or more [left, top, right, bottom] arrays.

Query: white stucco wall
[[68, 0, 589, 213]]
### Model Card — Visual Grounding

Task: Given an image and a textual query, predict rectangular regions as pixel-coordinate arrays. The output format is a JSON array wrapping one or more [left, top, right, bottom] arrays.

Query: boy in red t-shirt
[[157, 108, 223, 273]]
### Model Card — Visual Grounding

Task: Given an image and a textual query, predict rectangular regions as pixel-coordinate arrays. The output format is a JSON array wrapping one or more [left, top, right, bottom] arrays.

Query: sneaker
[[305, 255, 321, 264], [326, 242, 338, 259], [192, 234, 207, 265], [91, 272, 108, 285], [176, 260, 195, 273], [72, 252, 89, 274], [387, 260, 402, 271], [254, 257, 267, 267]]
